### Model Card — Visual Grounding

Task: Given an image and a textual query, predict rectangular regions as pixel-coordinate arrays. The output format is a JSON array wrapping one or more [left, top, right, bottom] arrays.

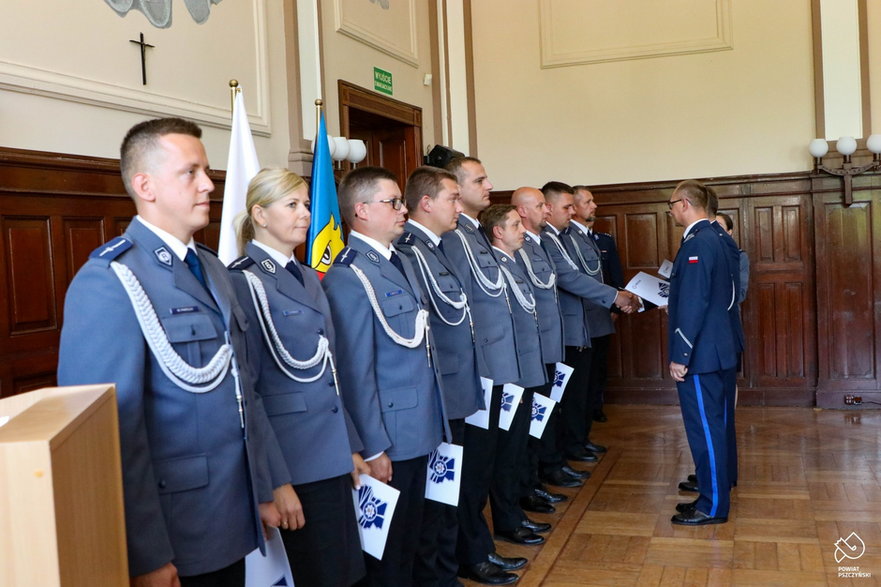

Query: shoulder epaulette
[[90, 237, 132, 262], [334, 247, 356, 266], [228, 255, 255, 271], [195, 242, 218, 256], [399, 231, 416, 246]]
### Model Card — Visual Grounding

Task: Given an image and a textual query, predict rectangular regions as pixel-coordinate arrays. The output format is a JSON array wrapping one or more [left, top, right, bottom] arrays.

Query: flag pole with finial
[[315, 98, 323, 139], [229, 79, 239, 114]]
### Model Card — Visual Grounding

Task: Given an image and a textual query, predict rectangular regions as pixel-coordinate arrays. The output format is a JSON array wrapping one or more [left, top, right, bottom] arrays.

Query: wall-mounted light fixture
[[809, 135, 881, 206], [312, 135, 368, 168]]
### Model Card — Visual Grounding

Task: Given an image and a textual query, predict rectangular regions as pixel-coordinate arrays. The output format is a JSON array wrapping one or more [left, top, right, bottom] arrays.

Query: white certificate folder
[[625, 271, 670, 308]]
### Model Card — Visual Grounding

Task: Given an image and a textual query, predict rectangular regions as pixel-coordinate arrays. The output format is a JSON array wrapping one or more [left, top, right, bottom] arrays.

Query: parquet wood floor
[[464, 405, 881, 586]]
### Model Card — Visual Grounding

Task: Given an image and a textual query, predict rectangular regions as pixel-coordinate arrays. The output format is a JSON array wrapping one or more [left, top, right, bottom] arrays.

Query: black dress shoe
[[565, 447, 598, 462], [521, 518, 551, 533], [458, 561, 519, 585], [671, 509, 727, 526], [675, 499, 698, 513], [678, 479, 699, 492], [561, 465, 591, 480], [534, 486, 567, 503], [495, 527, 545, 545], [584, 441, 607, 454], [487, 551, 527, 571], [520, 494, 555, 514], [541, 468, 582, 488], [593, 410, 608, 422]]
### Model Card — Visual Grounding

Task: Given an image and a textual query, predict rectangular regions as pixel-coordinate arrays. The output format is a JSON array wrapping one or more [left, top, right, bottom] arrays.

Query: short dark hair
[[338, 166, 399, 225], [445, 156, 482, 184], [716, 212, 734, 231], [478, 204, 517, 240], [404, 166, 457, 211], [706, 186, 719, 216], [673, 179, 711, 212], [120, 117, 202, 198], [541, 181, 574, 202]]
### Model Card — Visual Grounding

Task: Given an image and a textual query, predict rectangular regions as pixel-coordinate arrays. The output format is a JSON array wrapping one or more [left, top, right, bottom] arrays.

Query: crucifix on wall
[[129, 33, 155, 85]]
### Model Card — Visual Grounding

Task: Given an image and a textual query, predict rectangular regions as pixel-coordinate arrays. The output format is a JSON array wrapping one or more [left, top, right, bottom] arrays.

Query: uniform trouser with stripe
[[676, 368, 734, 518], [723, 367, 738, 488]]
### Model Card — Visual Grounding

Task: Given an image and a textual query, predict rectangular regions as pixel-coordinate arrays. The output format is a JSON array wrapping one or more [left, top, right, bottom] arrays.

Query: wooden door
[[813, 176, 881, 406], [339, 80, 423, 186]]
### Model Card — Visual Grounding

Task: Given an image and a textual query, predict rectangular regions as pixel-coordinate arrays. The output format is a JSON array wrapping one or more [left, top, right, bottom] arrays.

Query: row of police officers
[[57, 118, 641, 587]]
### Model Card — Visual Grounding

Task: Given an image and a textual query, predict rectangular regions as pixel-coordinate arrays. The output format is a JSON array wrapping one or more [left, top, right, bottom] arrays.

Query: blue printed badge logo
[[658, 281, 670, 299], [553, 370, 565, 388], [429, 450, 456, 484], [531, 398, 547, 422], [357, 485, 387, 530], [501, 391, 515, 412]]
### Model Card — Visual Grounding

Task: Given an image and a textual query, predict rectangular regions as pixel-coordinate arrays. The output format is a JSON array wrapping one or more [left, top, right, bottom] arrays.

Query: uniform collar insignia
[[154, 246, 173, 267], [261, 259, 277, 274], [365, 250, 381, 264]]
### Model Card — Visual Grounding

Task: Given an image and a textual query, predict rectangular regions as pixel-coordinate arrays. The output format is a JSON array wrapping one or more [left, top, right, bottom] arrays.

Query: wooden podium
[[0, 384, 128, 586]]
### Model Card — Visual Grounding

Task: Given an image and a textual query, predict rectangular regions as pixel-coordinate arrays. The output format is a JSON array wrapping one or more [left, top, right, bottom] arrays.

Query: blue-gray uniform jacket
[[569, 222, 616, 339], [516, 232, 565, 365], [441, 216, 520, 385], [541, 225, 618, 347], [322, 236, 447, 461], [57, 218, 275, 577], [396, 222, 484, 420], [668, 220, 738, 372], [229, 242, 363, 487], [494, 247, 547, 388]]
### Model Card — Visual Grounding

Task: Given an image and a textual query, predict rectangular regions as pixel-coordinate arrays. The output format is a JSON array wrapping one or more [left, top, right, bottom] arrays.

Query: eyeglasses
[[366, 198, 405, 211], [666, 198, 683, 210]]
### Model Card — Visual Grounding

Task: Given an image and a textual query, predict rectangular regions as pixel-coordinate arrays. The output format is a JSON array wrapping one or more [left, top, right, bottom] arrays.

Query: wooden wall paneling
[[0, 147, 226, 399], [3, 216, 56, 335], [594, 176, 818, 407], [813, 175, 881, 407], [733, 194, 816, 405]]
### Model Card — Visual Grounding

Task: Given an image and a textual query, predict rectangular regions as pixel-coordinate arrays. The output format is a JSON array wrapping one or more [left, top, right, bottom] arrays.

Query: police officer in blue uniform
[[443, 157, 523, 585], [481, 204, 551, 548], [570, 186, 615, 450], [511, 187, 568, 510], [323, 166, 448, 586], [57, 118, 282, 586], [228, 168, 367, 586], [666, 180, 738, 525], [540, 182, 637, 473], [396, 165, 487, 587]]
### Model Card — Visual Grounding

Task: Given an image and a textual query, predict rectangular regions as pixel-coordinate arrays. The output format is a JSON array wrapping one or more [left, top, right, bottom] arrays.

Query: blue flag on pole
[[306, 112, 345, 276]]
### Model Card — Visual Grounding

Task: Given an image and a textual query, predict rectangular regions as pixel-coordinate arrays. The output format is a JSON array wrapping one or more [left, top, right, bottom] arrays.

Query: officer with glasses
[[323, 166, 449, 586]]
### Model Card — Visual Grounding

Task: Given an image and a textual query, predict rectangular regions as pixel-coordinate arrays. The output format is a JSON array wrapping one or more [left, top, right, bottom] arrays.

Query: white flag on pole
[[219, 90, 260, 265]]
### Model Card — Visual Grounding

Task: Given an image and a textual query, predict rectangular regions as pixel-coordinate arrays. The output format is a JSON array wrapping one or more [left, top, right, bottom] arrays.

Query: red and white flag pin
[[688, 256, 699, 263]]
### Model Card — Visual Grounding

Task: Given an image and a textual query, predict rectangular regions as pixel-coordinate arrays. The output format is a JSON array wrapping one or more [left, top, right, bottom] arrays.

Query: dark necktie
[[285, 260, 304, 286], [184, 248, 208, 290], [437, 239, 445, 254], [389, 251, 407, 278]]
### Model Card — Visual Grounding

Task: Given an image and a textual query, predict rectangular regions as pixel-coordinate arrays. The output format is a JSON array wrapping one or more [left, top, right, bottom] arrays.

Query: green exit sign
[[374, 67, 393, 95]]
